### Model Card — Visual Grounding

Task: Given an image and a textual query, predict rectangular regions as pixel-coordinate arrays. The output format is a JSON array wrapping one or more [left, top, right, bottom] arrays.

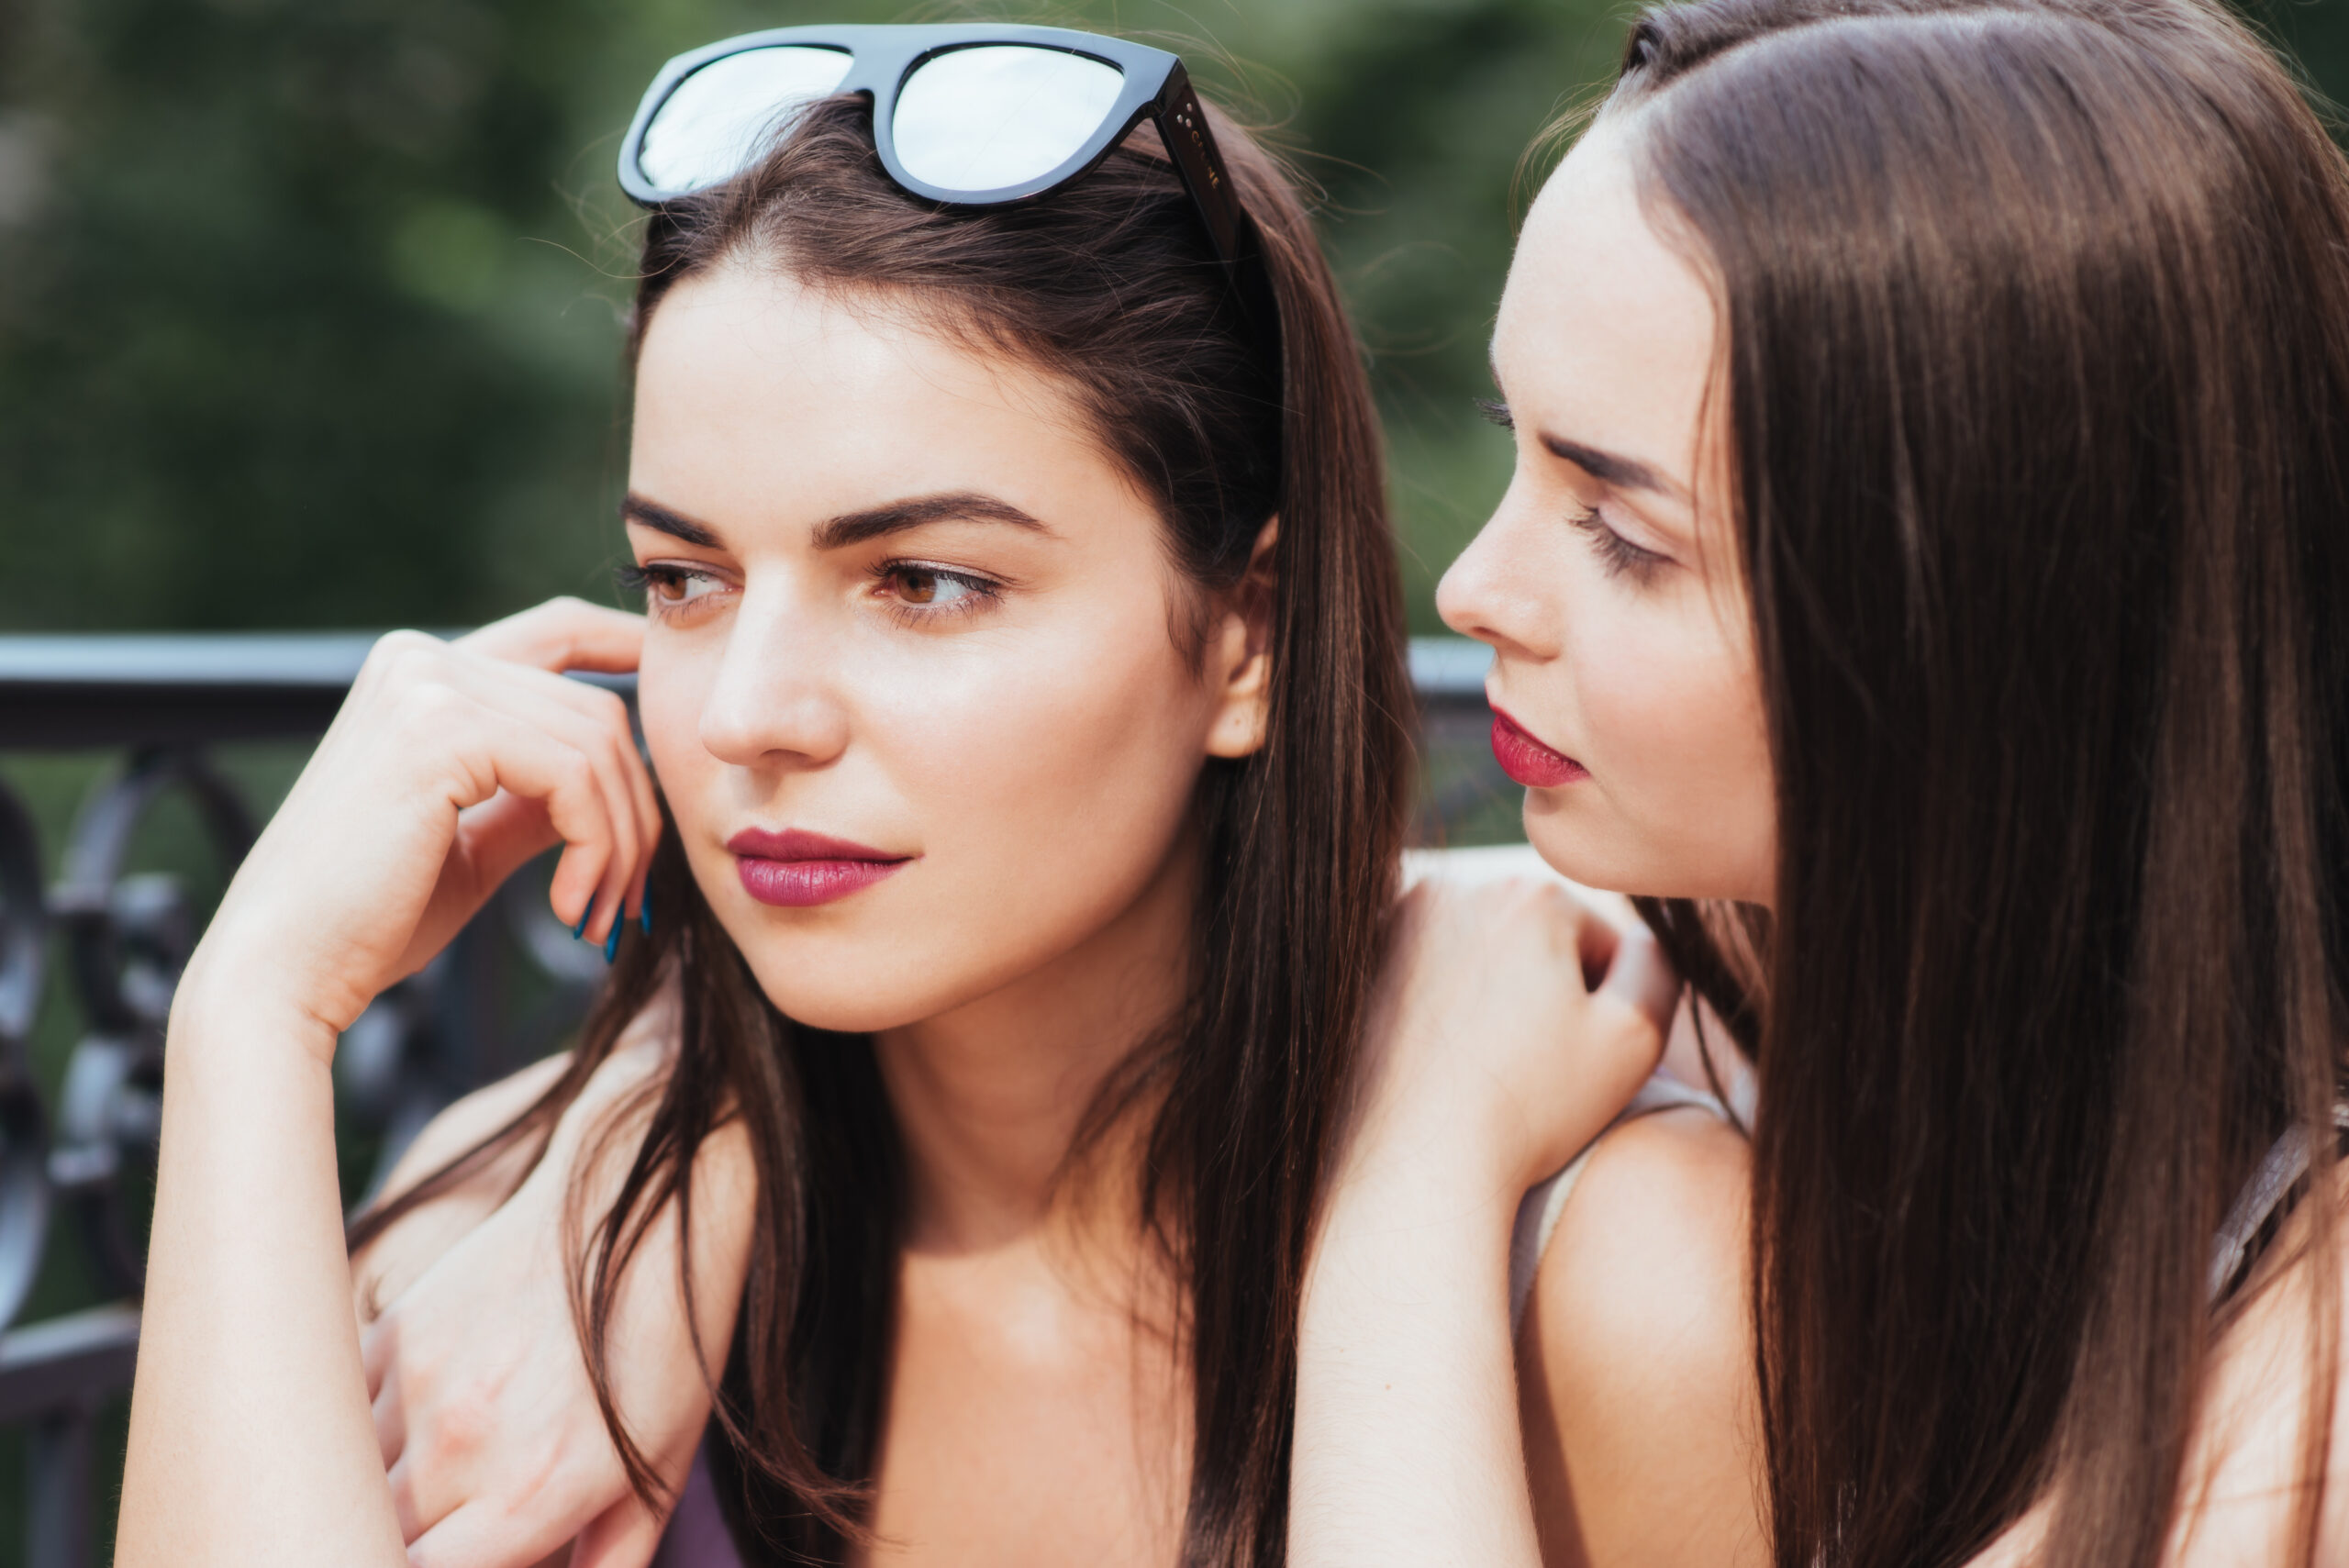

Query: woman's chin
[[1523, 809, 1767, 906], [751, 979, 935, 1038], [1521, 806, 1638, 895]]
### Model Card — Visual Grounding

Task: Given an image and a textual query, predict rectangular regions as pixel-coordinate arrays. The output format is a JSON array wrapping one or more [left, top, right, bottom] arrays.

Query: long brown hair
[[351, 91, 1411, 1564], [1609, 2, 2349, 1563]]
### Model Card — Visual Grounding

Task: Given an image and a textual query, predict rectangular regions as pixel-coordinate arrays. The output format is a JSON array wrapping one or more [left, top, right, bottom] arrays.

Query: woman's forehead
[[1497, 125, 1720, 498], [629, 266, 1141, 544]]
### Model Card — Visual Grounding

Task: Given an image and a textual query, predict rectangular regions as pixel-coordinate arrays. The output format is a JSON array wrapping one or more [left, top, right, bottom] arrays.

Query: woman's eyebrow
[[811, 492, 1052, 550], [621, 490, 1052, 550], [1538, 431, 1689, 503], [1486, 343, 1692, 503], [621, 493, 721, 546]]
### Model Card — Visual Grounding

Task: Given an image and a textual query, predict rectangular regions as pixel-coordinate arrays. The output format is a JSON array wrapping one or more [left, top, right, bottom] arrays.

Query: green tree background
[[1, 0, 2343, 636], [0, 0, 1608, 639], [0, 1, 2343, 1561]]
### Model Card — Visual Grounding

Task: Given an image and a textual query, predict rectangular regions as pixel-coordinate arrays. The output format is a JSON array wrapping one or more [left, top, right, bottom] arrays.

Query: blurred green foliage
[[2, 0, 2343, 637], [0, 0, 1638, 639], [0, 2, 2343, 1562]]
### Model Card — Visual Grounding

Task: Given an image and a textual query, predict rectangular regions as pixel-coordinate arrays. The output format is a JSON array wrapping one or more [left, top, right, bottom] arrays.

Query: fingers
[[1591, 922, 1682, 1048], [405, 1495, 589, 1568], [420, 659, 657, 943], [368, 608, 660, 944], [436, 700, 637, 939], [1572, 899, 1622, 990], [568, 1490, 671, 1568], [387, 1451, 440, 1546], [480, 663, 660, 941], [374, 1367, 408, 1472], [447, 794, 565, 912], [515, 691, 649, 940], [461, 598, 646, 676]]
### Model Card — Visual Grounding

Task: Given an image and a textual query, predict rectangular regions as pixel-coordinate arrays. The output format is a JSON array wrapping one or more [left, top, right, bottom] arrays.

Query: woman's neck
[[872, 836, 1197, 1255]]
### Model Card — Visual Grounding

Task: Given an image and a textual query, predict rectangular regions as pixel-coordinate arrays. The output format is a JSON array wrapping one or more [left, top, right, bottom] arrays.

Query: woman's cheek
[[1565, 592, 1774, 901], [637, 639, 718, 834]]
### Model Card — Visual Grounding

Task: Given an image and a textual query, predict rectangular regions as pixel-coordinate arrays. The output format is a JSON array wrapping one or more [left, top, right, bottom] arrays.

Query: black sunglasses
[[618, 23, 1275, 340]]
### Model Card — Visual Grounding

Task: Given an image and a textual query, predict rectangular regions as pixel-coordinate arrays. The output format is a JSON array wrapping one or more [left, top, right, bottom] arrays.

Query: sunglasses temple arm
[[1154, 68, 1283, 364], [1156, 69, 1246, 271]]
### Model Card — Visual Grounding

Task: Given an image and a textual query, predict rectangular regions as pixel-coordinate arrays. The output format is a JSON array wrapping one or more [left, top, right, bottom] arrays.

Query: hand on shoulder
[[1354, 847, 1680, 1206], [355, 988, 752, 1568]]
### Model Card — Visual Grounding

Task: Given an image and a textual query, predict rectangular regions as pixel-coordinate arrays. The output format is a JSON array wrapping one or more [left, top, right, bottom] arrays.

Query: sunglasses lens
[[893, 46, 1125, 194], [639, 45, 854, 194]]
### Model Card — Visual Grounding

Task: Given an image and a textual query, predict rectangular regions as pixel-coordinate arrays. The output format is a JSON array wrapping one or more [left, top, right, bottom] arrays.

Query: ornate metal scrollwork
[[48, 749, 254, 1297], [0, 781, 54, 1335], [337, 857, 607, 1199], [0, 637, 661, 1568]]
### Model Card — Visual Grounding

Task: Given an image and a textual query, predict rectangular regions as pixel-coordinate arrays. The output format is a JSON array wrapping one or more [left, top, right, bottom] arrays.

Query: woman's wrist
[[1314, 1136, 1523, 1293], [168, 954, 345, 1073], [1295, 1114, 1542, 1568], [1330, 1091, 1551, 1220]]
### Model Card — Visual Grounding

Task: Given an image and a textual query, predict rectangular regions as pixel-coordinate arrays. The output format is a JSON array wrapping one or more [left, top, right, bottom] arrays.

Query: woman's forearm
[[1290, 873, 1675, 1568], [118, 982, 405, 1568], [1290, 1162, 1542, 1568]]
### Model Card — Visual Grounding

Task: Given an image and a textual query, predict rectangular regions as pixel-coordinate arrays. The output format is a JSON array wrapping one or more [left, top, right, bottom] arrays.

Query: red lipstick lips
[[1490, 707, 1590, 788], [727, 828, 910, 908]]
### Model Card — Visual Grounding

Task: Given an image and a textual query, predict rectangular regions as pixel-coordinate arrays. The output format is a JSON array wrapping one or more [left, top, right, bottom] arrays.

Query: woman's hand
[[1348, 852, 1680, 1201], [1290, 853, 1678, 1568], [122, 598, 662, 1568], [179, 597, 661, 1040], [356, 1017, 755, 1568]]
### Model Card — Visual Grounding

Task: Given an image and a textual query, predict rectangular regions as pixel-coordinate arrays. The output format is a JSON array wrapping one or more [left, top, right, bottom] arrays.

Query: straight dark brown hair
[[350, 91, 1412, 1565], [1613, 3, 2349, 1564]]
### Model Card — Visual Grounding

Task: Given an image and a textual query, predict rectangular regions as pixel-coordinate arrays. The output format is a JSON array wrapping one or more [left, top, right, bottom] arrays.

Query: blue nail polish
[[572, 905, 591, 940], [640, 887, 654, 936], [604, 921, 620, 963]]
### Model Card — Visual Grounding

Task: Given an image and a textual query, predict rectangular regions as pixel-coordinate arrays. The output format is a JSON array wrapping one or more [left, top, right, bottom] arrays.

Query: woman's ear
[[1206, 518, 1278, 759]]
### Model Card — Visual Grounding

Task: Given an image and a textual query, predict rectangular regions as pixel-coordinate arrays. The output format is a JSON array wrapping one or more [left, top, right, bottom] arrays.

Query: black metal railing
[[0, 630, 1501, 1568]]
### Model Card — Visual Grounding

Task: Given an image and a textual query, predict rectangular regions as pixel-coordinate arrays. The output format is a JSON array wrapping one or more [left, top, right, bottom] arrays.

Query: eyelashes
[[873, 562, 1000, 624], [1567, 506, 1669, 583], [615, 559, 1005, 623], [1475, 396, 1674, 584], [615, 560, 722, 614]]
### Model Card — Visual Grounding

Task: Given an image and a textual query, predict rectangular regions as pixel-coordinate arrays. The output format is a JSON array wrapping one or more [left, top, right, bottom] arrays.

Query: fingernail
[[640, 887, 654, 936], [572, 904, 591, 941], [604, 921, 620, 964]]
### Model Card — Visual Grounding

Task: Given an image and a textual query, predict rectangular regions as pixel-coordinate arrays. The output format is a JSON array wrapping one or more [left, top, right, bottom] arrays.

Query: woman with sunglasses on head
[[115, 26, 1701, 1568], [1291, 1, 2349, 1565]]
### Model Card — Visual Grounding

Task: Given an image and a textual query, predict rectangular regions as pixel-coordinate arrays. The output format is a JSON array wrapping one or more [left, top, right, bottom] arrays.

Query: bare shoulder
[[1517, 1107, 1764, 1568]]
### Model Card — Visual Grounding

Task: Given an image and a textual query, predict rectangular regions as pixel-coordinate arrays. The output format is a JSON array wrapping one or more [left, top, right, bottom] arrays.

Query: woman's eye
[[655, 568, 720, 605], [881, 563, 996, 614], [1567, 506, 1672, 583], [619, 562, 728, 612], [894, 566, 956, 605]]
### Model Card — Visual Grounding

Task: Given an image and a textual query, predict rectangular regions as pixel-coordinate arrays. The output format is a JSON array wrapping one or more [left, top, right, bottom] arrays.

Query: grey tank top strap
[[2208, 1102, 2349, 1307], [1508, 1073, 1733, 1333]]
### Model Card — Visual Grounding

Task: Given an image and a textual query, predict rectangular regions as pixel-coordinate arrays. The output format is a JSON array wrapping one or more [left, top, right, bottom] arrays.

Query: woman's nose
[[696, 586, 852, 770], [1436, 489, 1559, 662]]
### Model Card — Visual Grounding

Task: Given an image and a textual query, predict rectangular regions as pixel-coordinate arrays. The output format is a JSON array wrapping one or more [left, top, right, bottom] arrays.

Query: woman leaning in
[[1297, 2, 2349, 1566]]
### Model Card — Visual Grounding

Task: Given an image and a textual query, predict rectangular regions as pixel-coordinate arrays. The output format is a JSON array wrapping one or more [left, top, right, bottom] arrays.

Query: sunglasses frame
[[618, 23, 1256, 281]]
